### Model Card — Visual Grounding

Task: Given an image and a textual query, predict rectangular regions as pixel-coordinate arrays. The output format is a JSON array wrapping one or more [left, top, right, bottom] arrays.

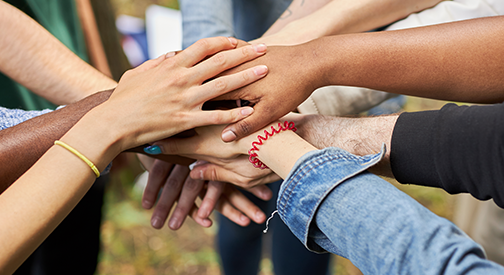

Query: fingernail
[[227, 37, 238, 46], [165, 51, 176, 58], [199, 208, 210, 219], [255, 211, 265, 222], [151, 217, 163, 229], [195, 160, 208, 166], [203, 219, 212, 226], [169, 218, 180, 229], [199, 169, 204, 180], [253, 65, 268, 76], [240, 215, 248, 222], [144, 145, 162, 155], [253, 43, 267, 53], [222, 130, 237, 142], [240, 107, 254, 116], [142, 199, 153, 209]]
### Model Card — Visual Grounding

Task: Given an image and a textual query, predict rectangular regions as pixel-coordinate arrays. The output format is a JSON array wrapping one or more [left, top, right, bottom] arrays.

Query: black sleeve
[[390, 103, 504, 208]]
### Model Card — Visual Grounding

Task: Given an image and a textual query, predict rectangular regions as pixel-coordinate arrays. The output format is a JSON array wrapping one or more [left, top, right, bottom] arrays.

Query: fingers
[[152, 137, 202, 156], [134, 54, 167, 73], [168, 176, 208, 230], [221, 103, 277, 142], [177, 37, 238, 67], [194, 107, 255, 129], [192, 44, 267, 85], [190, 162, 275, 188], [220, 185, 266, 224], [213, 189, 251, 227], [246, 185, 273, 201], [142, 160, 173, 209], [150, 165, 189, 229], [197, 181, 226, 220], [186, 204, 213, 228], [195, 65, 268, 103]]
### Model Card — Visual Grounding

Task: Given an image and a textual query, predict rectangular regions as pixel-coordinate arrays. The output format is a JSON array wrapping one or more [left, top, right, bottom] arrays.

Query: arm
[[258, 0, 442, 46], [297, 101, 504, 209], [217, 16, 504, 140], [0, 90, 112, 193], [141, 159, 270, 230], [145, 117, 504, 274], [278, 147, 504, 274], [0, 1, 116, 104], [260, 0, 332, 39], [0, 36, 268, 273]]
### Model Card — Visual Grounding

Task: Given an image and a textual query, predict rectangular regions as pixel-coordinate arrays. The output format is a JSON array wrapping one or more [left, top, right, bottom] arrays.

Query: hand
[[96, 36, 270, 151], [142, 160, 270, 230], [144, 125, 281, 188], [189, 156, 281, 189], [213, 44, 324, 142]]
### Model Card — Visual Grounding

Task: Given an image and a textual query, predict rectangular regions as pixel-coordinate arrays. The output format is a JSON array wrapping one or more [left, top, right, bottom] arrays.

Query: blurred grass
[[99, 1, 458, 274]]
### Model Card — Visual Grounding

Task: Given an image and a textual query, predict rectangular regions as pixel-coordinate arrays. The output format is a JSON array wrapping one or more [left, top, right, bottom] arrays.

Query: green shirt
[[0, 0, 88, 110]]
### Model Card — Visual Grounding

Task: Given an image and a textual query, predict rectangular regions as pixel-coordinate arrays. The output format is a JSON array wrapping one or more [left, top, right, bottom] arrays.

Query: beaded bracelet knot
[[248, 121, 297, 169]]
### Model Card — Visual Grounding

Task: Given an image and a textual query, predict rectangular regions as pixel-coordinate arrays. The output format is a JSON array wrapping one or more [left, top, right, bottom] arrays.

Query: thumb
[[221, 103, 274, 142]]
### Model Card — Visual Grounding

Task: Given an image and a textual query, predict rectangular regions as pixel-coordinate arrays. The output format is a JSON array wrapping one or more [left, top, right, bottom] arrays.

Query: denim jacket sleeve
[[277, 147, 504, 274]]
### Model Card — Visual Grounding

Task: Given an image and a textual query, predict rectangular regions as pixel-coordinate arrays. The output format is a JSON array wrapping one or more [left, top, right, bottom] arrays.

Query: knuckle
[[165, 178, 182, 189], [212, 52, 227, 66], [237, 120, 252, 136], [155, 202, 172, 213], [241, 46, 253, 57], [209, 168, 219, 182], [213, 78, 227, 92], [241, 70, 251, 82], [184, 179, 202, 193], [207, 112, 225, 124], [194, 38, 210, 50]]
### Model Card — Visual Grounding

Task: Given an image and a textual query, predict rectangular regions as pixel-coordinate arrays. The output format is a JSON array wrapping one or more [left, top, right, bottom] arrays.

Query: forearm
[[304, 16, 504, 103], [0, 107, 121, 274], [0, 1, 116, 104], [0, 90, 113, 193], [259, 0, 442, 46], [293, 114, 397, 177], [262, 0, 332, 38], [237, 122, 318, 179]]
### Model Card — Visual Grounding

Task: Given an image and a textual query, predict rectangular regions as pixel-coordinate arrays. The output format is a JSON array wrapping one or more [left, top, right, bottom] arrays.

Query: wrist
[[243, 121, 317, 178], [297, 114, 398, 177], [295, 39, 332, 90], [60, 104, 124, 171]]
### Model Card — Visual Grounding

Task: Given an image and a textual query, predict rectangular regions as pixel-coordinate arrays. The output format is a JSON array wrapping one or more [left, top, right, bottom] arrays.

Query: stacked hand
[[141, 159, 272, 230], [213, 43, 325, 142], [119, 36, 279, 230], [99, 36, 270, 153]]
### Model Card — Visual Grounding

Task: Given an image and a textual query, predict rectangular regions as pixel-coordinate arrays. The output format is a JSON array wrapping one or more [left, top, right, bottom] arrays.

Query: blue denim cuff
[[277, 146, 385, 252]]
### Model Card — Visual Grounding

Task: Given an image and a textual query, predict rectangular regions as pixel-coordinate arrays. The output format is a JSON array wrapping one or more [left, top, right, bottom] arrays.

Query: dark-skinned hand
[[215, 43, 324, 142]]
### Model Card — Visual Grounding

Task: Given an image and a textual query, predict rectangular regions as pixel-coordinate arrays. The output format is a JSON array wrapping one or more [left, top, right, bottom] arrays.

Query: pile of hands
[[116, 36, 321, 231]]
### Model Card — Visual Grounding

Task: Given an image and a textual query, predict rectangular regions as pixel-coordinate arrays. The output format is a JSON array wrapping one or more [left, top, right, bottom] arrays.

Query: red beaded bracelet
[[248, 121, 297, 169]]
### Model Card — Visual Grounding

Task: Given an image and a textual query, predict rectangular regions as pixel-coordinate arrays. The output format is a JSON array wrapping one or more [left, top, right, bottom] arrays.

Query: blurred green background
[[97, 1, 456, 274]]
